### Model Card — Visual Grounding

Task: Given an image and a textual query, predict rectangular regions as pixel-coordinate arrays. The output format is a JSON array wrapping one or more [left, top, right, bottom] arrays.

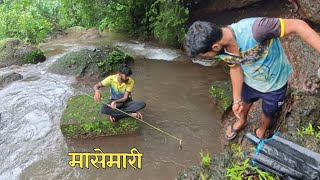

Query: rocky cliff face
[[296, 0, 320, 24], [283, 35, 320, 95]]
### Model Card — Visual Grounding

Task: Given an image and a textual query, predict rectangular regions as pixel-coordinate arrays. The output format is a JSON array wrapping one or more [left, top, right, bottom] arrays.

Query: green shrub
[[25, 49, 45, 64], [199, 151, 211, 168], [146, 0, 189, 45], [0, 0, 58, 44]]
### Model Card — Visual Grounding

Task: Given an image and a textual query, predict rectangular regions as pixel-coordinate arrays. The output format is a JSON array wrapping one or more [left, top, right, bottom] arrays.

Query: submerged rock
[[60, 91, 139, 137], [0, 38, 46, 68], [0, 72, 23, 88]]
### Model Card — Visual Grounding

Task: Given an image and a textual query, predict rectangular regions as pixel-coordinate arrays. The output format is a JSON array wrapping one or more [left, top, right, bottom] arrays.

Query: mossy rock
[[209, 80, 232, 111], [0, 38, 46, 68], [282, 93, 320, 153], [0, 72, 23, 88], [61, 91, 139, 137], [48, 46, 133, 78]]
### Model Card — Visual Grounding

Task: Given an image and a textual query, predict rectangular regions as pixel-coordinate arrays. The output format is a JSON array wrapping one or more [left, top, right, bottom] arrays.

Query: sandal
[[225, 122, 248, 141]]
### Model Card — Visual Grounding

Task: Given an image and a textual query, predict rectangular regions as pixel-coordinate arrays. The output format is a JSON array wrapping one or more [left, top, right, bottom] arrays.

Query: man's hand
[[94, 90, 101, 103], [232, 102, 244, 119], [110, 101, 117, 109]]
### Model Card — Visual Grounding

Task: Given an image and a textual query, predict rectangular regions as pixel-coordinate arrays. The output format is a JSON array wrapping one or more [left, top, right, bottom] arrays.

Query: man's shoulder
[[108, 74, 118, 80], [101, 74, 117, 82], [233, 17, 260, 25], [127, 77, 134, 84]]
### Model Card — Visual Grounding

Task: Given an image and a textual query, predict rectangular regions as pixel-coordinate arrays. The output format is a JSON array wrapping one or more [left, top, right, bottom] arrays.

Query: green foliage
[[97, 50, 133, 72], [297, 122, 315, 136], [297, 122, 320, 140], [59, 0, 108, 28], [226, 159, 279, 180], [99, 1, 136, 33], [0, 0, 59, 44], [146, 0, 189, 45], [199, 151, 212, 168], [209, 81, 232, 111], [227, 144, 279, 180], [25, 49, 45, 64]]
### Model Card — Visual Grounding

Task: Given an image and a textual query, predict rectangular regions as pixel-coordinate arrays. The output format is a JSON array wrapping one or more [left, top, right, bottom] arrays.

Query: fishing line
[[45, 75, 183, 149]]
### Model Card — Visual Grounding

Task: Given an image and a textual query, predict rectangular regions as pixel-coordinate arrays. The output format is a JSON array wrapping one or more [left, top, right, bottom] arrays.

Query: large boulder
[[283, 35, 320, 94], [296, 0, 320, 24], [48, 46, 133, 78], [189, 0, 263, 15], [0, 72, 23, 88], [0, 38, 46, 68], [61, 91, 139, 137]]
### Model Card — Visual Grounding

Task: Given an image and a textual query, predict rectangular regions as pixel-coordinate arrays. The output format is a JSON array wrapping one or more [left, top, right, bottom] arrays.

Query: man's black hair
[[185, 21, 223, 57], [118, 64, 132, 76]]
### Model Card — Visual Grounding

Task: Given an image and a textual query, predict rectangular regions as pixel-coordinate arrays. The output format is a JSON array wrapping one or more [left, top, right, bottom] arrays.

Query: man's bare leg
[[226, 102, 253, 137], [255, 112, 272, 139]]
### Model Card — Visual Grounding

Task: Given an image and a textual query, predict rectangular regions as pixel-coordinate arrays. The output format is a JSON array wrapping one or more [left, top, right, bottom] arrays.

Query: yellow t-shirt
[[101, 74, 134, 100]]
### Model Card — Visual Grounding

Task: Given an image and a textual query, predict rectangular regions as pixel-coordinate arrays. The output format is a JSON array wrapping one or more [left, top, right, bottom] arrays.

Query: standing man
[[93, 64, 146, 122], [185, 17, 320, 139]]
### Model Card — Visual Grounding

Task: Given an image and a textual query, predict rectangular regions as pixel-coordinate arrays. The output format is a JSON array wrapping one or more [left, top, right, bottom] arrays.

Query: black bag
[[245, 132, 320, 180]]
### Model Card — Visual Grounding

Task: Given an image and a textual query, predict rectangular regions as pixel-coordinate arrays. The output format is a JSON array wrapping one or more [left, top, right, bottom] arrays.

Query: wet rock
[[283, 35, 320, 94], [281, 93, 320, 152], [0, 38, 46, 68], [0, 72, 23, 88], [209, 80, 232, 111], [296, 0, 320, 24], [61, 92, 139, 137], [187, 0, 262, 14], [48, 45, 133, 78], [65, 26, 101, 40]]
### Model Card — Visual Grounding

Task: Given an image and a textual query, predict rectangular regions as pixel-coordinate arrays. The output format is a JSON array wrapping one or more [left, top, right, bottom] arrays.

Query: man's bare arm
[[230, 64, 244, 118], [93, 83, 104, 103], [93, 83, 104, 91], [283, 19, 320, 53]]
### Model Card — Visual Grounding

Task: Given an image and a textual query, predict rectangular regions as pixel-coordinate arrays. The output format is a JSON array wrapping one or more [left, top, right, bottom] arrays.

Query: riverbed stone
[[0, 72, 23, 88], [48, 46, 133, 78], [0, 38, 46, 68], [60, 91, 139, 137], [283, 35, 320, 94], [209, 80, 232, 111], [296, 0, 320, 24]]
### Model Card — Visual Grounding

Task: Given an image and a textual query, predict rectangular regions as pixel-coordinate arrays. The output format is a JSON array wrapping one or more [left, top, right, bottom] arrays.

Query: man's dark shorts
[[241, 83, 287, 118]]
